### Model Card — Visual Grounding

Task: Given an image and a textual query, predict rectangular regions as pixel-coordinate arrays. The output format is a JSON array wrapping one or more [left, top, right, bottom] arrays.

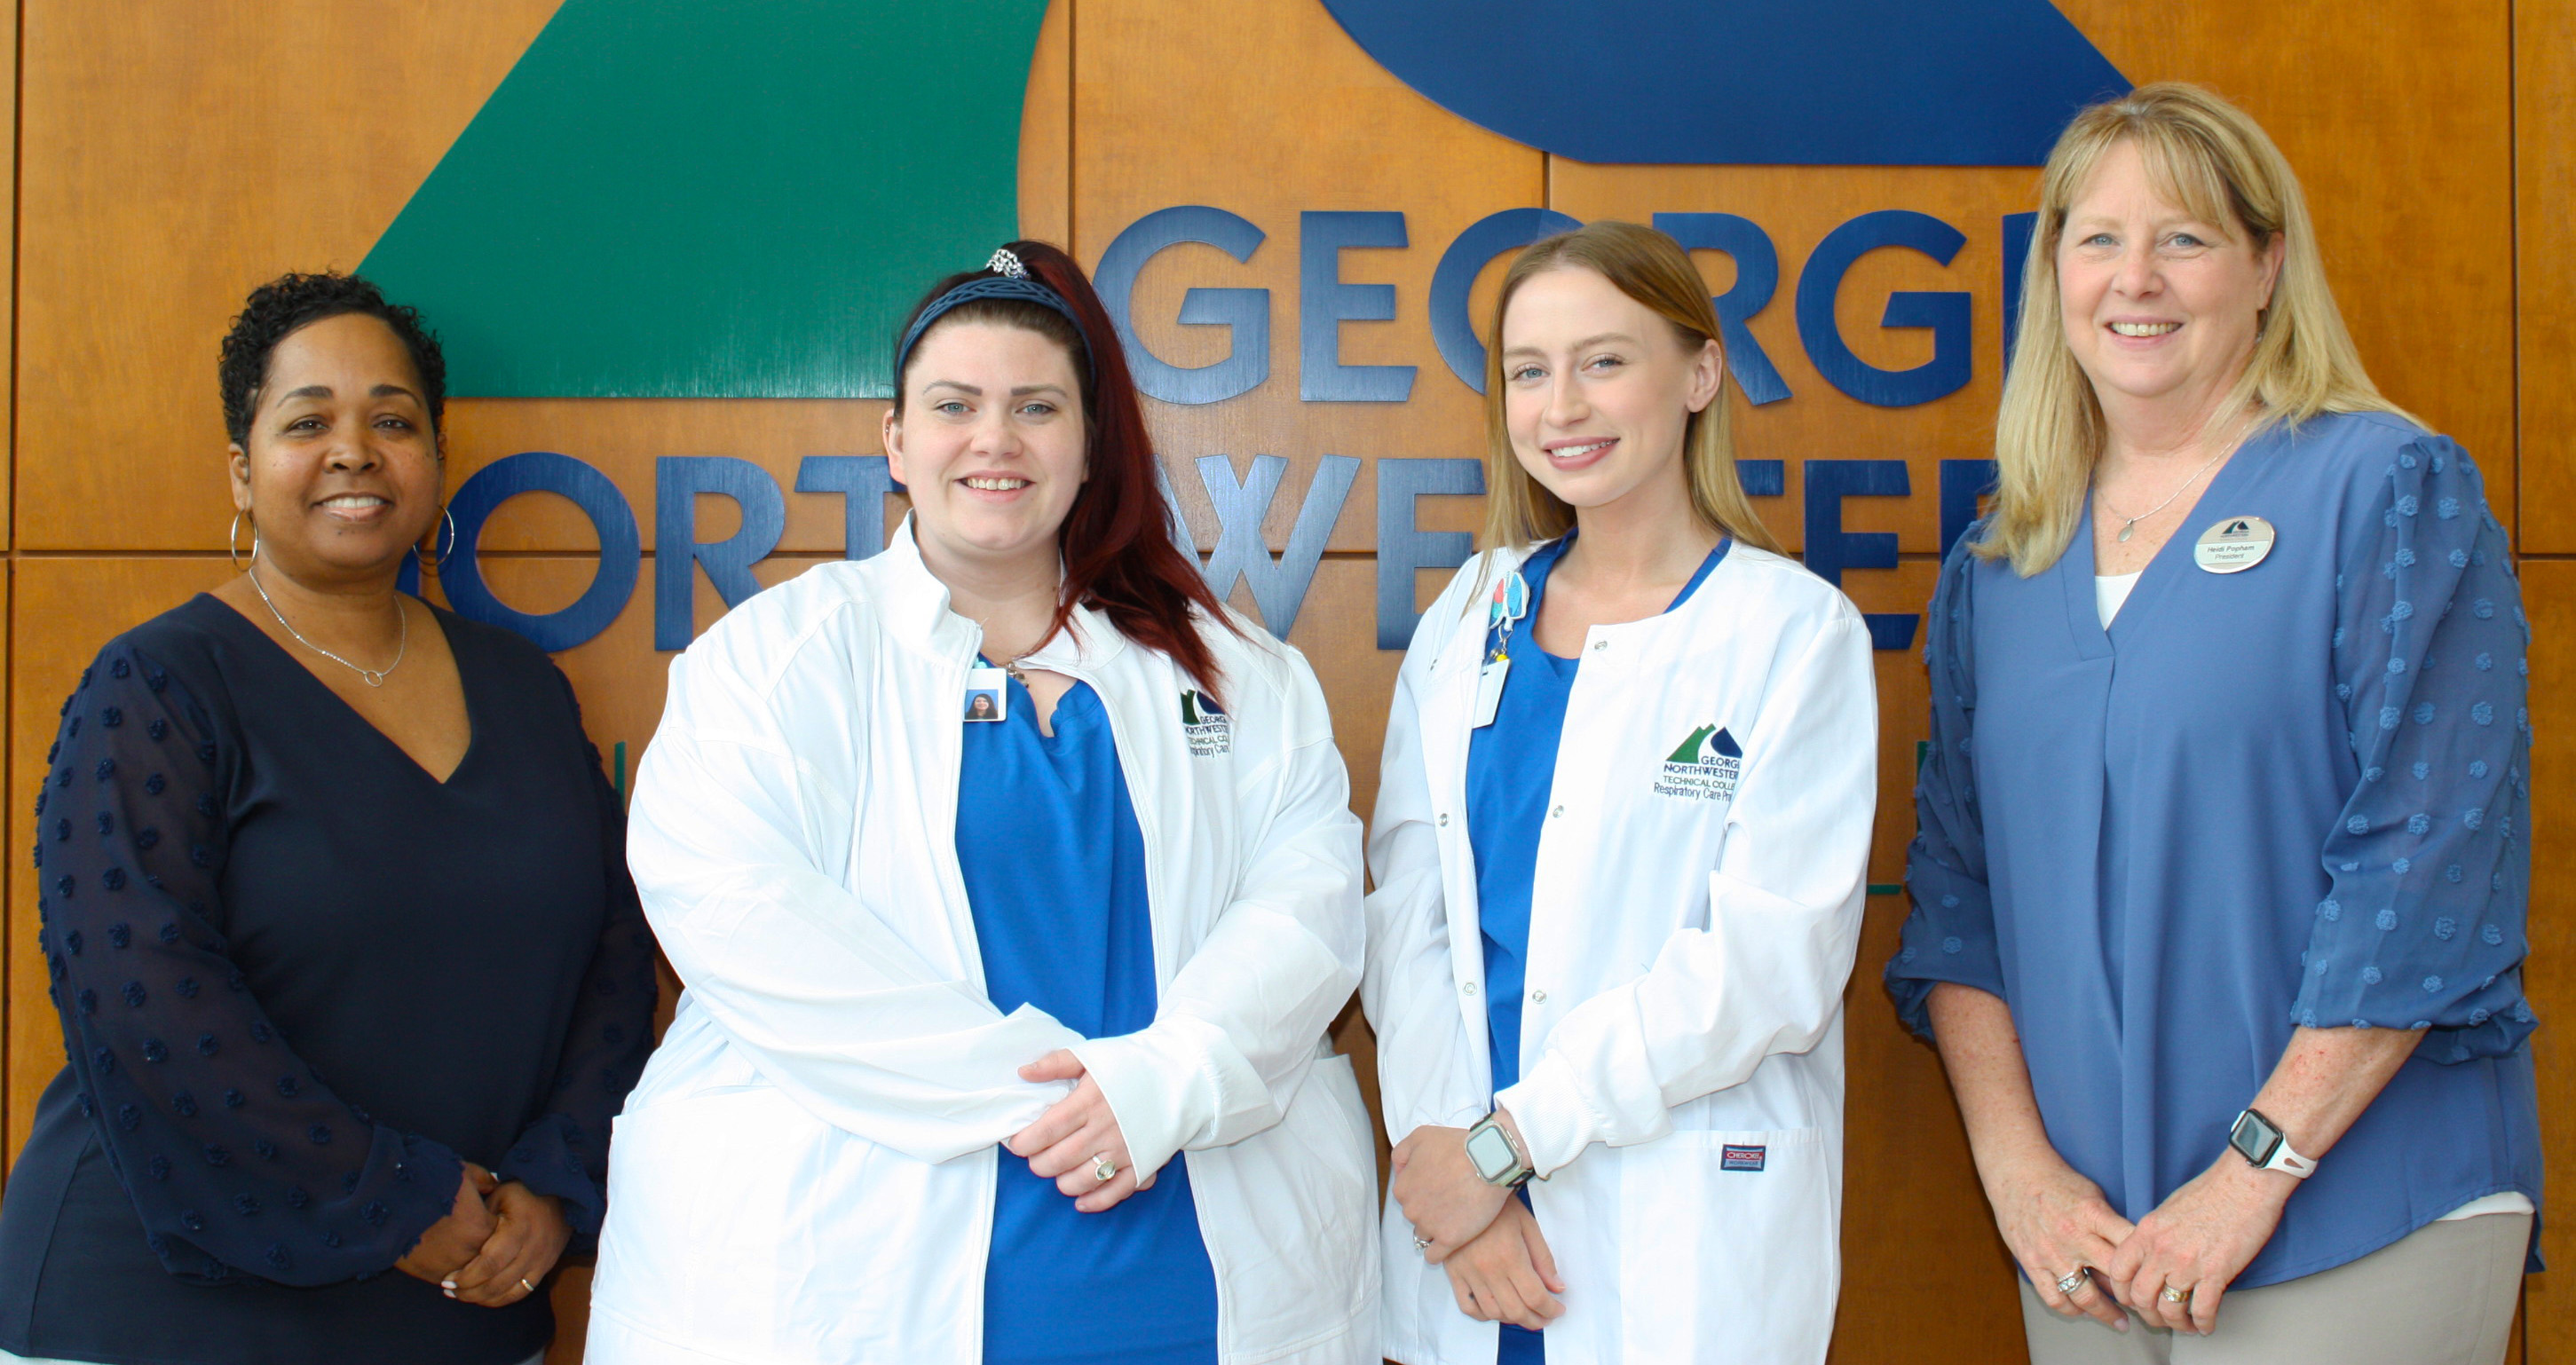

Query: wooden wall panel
[[2520, 0, 2576, 552], [1071, 0, 1544, 554], [13, 0, 566, 552]]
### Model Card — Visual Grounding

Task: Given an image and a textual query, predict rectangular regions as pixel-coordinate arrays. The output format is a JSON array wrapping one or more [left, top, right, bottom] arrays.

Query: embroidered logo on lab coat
[[1181, 689, 1232, 757], [1654, 724, 1742, 802], [1721, 1143, 1767, 1172]]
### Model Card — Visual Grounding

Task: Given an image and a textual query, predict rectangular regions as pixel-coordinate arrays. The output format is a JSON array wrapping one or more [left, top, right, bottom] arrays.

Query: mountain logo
[[1181, 689, 1232, 757], [1655, 723, 1743, 803]]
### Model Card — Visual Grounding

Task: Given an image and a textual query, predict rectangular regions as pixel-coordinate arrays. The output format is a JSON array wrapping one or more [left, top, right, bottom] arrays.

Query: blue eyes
[[1508, 355, 1623, 383]]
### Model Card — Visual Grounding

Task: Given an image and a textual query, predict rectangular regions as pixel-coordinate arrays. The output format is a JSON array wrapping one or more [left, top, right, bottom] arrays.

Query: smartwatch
[[2227, 1108, 2317, 1180], [1463, 1113, 1539, 1188]]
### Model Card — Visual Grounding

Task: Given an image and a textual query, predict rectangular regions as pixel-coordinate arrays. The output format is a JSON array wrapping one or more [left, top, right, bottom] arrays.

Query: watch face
[[1465, 1124, 1520, 1181], [2231, 1110, 2283, 1165]]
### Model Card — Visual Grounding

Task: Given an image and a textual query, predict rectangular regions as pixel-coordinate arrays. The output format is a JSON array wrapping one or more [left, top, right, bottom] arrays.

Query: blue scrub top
[[960, 675, 1219, 1365], [1466, 534, 1725, 1364], [1888, 412, 2542, 1289]]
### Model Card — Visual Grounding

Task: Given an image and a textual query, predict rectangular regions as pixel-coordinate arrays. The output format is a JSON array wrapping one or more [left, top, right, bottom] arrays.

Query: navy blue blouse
[[0, 595, 659, 1365], [960, 674, 1219, 1365], [1887, 413, 2541, 1288]]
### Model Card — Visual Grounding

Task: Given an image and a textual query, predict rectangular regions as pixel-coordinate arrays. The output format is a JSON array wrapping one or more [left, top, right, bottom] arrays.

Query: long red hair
[[892, 241, 1238, 702]]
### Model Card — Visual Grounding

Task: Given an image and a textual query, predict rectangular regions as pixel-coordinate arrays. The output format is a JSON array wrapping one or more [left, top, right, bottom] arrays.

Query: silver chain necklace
[[2096, 443, 2234, 543], [247, 565, 407, 687]]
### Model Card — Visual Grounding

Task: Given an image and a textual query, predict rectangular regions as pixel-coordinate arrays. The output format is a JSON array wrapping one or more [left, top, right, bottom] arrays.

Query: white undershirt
[[2438, 1191, 2535, 1220], [2094, 571, 2143, 627]]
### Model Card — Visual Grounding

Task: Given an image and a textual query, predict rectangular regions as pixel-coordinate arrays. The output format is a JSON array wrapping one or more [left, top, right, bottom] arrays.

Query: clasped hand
[[2004, 1150, 2293, 1337], [394, 1163, 573, 1307], [1392, 1117, 1567, 1333], [1006, 1049, 1154, 1213]]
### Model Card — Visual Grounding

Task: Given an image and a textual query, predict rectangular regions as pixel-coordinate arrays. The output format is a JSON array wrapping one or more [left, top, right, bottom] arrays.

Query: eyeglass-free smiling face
[[2058, 138, 2284, 428], [884, 320, 1090, 574], [1497, 264, 1724, 521], [226, 311, 445, 583]]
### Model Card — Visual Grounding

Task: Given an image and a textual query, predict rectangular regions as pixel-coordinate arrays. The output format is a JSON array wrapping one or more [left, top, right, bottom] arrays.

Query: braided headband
[[892, 249, 1094, 387]]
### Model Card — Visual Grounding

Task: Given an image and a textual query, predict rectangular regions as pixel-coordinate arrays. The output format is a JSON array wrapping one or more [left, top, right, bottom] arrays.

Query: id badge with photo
[[963, 667, 1010, 722]]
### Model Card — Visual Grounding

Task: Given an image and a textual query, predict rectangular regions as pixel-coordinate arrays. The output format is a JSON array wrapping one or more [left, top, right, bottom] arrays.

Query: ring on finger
[[2056, 1268, 2090, 1297], [1090, 1152, 1118, 1183], [520, 1277, 537, 1296], [2161, 1284, 2192, 1304]]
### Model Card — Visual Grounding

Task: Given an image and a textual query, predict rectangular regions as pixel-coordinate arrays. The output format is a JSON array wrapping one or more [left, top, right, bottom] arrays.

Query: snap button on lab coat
[[1591, 640, 1607, 652], [1437, 813, 1450, 826], [1463, 982, 1480, 996], [1530, 989, 1547, 1003], [1551, 804, 1564, 817]]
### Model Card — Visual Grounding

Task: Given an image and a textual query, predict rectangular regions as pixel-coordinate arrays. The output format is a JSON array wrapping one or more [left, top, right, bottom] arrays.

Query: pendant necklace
[[2097, 442, 2236, 544], [248, 566, 407, 687]]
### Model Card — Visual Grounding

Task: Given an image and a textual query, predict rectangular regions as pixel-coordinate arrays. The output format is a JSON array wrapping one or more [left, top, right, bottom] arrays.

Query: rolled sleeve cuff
[[2290, 968, 2536, 1064], [495, 1113, 607, 1240], [1494, 1053, 1606, 1179], [1885, 923, 2006, 1043]]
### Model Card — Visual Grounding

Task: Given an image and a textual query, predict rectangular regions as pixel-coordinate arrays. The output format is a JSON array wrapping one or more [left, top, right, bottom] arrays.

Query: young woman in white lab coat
[[1365, 221, 1878, 1365], [586, 242, 1377, 1365]]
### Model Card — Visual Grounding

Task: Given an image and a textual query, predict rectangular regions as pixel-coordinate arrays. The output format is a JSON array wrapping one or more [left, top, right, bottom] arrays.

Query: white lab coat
[[588, 524, 1378, 1365], [1364, 540, 1877, 1365]]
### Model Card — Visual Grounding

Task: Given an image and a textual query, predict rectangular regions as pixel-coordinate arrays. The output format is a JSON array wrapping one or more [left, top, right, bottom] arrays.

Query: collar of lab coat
[[873, 516, 1131, 675]]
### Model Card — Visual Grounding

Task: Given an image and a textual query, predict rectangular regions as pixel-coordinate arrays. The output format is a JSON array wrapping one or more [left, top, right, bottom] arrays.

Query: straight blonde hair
[[1982, 82, 2413, 575], [1479, 221, 1785, 556]]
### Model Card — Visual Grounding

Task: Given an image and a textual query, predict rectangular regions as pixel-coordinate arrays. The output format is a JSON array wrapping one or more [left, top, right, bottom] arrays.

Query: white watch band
[[2261, 1134, 2318, 1180]]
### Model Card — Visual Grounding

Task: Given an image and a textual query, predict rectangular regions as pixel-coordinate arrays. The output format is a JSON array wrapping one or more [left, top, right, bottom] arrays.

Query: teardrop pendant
[[359, 670, 386, 688], [2117, 519, 2137, 543]]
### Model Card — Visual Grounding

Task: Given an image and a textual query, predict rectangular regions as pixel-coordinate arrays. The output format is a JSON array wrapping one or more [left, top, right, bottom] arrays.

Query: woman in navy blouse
[[1888, 85, 2538, 1363], [0, 272, 658, 1365]]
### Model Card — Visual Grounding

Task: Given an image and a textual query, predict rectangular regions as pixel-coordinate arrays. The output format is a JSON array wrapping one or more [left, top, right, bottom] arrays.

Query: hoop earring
[[228, 511, 255, 573], [419, 506, 456, 572]]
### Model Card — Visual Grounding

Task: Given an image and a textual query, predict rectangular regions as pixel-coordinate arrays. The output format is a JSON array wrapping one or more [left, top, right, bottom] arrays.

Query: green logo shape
[[1666, 723, 1719, 764], [360, 0, 1048, 399]]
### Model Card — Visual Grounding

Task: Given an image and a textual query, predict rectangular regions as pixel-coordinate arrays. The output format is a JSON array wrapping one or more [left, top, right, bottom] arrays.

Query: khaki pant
[[2020, 1213, 2530, 1365]]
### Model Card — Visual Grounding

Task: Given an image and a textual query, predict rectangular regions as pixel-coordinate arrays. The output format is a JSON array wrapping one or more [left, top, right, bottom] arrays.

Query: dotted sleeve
[[32, 642, 464, 1286], [1886, 533, 2007, 1039], [2301, 436, 2535, 1058]]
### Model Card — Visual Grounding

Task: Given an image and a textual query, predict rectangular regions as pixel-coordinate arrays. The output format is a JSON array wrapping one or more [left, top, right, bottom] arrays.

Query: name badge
[[1471, 657, 1509, 729], [964, 667, 1009, 722], [2193, 515, 2276, 574]]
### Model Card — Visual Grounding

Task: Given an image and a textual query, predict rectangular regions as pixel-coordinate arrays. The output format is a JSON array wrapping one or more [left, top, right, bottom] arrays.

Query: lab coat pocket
[[1616, 1127, 1836, 1364]]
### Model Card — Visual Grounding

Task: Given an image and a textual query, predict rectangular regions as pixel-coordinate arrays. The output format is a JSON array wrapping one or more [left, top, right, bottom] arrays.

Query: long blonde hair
[[1479, 221, 1784, 556], [1981, 82, 2412, 575]]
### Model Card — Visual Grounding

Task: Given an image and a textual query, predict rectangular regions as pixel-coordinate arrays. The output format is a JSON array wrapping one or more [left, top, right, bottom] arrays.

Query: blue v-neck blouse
[[1887, 412, 2541, 1290], [0, 595, 660, 1365]]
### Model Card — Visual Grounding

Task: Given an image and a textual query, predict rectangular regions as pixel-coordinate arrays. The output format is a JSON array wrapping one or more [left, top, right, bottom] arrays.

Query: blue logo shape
[[1316, 0, 2128, 167]]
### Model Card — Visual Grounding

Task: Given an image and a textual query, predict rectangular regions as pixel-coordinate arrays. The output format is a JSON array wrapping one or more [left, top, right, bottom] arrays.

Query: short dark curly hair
[[217, 272, 446, 447]]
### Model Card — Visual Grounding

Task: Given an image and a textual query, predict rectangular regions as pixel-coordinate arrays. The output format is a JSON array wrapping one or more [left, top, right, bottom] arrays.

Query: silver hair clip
[[986, 248, 1029, 280]]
